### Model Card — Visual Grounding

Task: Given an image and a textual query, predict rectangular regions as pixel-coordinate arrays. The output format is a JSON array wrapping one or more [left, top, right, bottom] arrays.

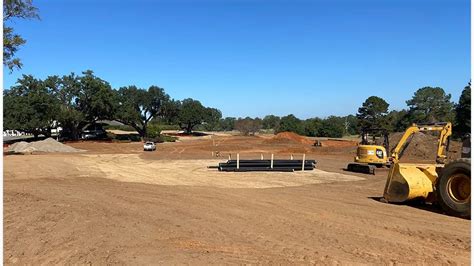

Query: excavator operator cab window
[[376, 149, 384, 159]]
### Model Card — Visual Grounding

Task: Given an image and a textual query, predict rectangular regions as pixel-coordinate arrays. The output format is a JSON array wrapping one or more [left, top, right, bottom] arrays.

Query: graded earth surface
[[3, 133, 470, 264]]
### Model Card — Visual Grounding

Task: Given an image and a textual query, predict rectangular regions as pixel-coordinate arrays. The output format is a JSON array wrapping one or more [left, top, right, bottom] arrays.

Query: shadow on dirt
[[368, 196, 470, 220], [164, 131, 209, 137], [342, 168, 374, 175]]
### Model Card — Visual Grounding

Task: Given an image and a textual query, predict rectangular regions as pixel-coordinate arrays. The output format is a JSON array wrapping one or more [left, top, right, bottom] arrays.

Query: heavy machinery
[[383, 122, 471, 218], [347, 128, 390, 174]]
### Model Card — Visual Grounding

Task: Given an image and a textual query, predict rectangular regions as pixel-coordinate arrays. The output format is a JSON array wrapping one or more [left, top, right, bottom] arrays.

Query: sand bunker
[[8, 138, 83, 154]]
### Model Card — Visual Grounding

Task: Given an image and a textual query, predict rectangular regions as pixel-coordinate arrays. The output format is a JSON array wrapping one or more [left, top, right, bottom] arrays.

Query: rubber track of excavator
[[347, 163, 376, 175]]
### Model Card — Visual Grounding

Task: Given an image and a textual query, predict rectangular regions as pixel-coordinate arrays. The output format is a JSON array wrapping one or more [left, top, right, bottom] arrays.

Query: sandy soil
[[3, 134, 470, 264], [4, 154, 363, 189]]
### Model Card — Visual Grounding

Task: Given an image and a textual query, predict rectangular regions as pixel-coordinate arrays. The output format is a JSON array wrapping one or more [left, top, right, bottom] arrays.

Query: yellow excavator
[[383, 122, 471, 218], [347, 128, 391, 174]]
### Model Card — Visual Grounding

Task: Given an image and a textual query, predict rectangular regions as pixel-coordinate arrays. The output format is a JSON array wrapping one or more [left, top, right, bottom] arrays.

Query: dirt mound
[[389, 132, 460, 161], [264, 132, 314, 145], [8, 138, 83, 154], [389, 132, 436, 160]]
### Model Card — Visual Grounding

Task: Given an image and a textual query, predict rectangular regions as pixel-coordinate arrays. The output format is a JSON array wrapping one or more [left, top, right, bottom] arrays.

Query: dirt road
[[3, 136, 470, 264]]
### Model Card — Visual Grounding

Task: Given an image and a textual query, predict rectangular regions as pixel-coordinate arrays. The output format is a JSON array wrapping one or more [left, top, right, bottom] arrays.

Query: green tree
[[203, 107, 222, 131], [4, 75, 59, 138], [262, 115, 281, 130], [46, 73, 85, 140], [159, 99, 181, 125], [78, 70, 116, 122], [116, 85, 169, 138], [356, 96, 389, 130], [344, 115, 359, 135], [454, 82, 471, 137], [277, 114, 304, 135], [219, 117, 236, 131], [43, 71, 117, 140], [406, 87, 455, 123], [385, 109, 410, 132], [318, 116, 345, 138], [303, 118, 322, 137], [177, 98, 210, 134], [3, 0, 39, 71]]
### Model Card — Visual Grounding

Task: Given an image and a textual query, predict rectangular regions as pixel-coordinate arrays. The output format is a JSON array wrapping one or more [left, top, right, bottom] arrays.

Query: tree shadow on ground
[[165, 131, 209, 137], [368, 196, 470, 220]]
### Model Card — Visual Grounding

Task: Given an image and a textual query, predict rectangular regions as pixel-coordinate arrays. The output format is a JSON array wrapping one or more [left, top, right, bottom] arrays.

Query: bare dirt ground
[[3, 134, 470, 264]]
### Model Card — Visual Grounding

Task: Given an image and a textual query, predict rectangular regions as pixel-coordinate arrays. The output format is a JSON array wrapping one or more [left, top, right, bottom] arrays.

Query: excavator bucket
[[383, 163, 439, 202]]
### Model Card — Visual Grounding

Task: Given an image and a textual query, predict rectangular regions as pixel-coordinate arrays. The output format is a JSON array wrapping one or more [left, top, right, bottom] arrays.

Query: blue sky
[[3, 0, 470, 119]]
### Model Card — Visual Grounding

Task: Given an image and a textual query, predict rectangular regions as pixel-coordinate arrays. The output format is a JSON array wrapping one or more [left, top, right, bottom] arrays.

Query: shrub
[[104, 125, 137, 132], [146, 134, 177, 143], [235, 117, 262, 136], [107, 132, 141, 142]]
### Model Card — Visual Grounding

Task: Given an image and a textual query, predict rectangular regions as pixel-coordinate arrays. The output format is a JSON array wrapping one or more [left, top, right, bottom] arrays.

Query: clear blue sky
[[3, 0, 470, 119]]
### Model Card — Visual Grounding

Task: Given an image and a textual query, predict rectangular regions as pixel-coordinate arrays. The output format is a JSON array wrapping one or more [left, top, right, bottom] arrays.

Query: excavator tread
[[347, 163, 376, 175]]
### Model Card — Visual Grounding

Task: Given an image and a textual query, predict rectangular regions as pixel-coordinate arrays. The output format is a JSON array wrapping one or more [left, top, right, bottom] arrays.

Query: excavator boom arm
[[437, 124, 452, 162], [391, 122, 452, 163]]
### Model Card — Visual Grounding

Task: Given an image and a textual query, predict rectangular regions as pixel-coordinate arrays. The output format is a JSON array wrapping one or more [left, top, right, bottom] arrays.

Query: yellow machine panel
[[347, 128, 390, 174], [383, 163, 439, 202], [355, 145, 388, 165], [383, 122, 451, 203], [383, 122, 470, 217]]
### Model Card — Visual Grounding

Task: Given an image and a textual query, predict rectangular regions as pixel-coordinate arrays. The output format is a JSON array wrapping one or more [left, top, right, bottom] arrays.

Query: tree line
[[4, 71, 222, 140], [207, 115, 358, 138], [4, 70, 470, 140], [205, 84, 471, 138], [356, 85, 470, 137]]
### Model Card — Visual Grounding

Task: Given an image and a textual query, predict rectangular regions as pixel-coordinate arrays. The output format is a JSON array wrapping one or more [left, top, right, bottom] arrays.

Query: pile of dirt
[[389, 132, 436, 160], [264, 132, 314, 145], [389, 132, 460, 161], [8, 138, 83, 154]]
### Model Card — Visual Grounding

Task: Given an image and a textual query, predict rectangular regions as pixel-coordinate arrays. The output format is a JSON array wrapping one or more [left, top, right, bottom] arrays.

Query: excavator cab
[[347, 128, 390, 174], [383, 122, 470, 217], [357, 128, 390, 165]]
